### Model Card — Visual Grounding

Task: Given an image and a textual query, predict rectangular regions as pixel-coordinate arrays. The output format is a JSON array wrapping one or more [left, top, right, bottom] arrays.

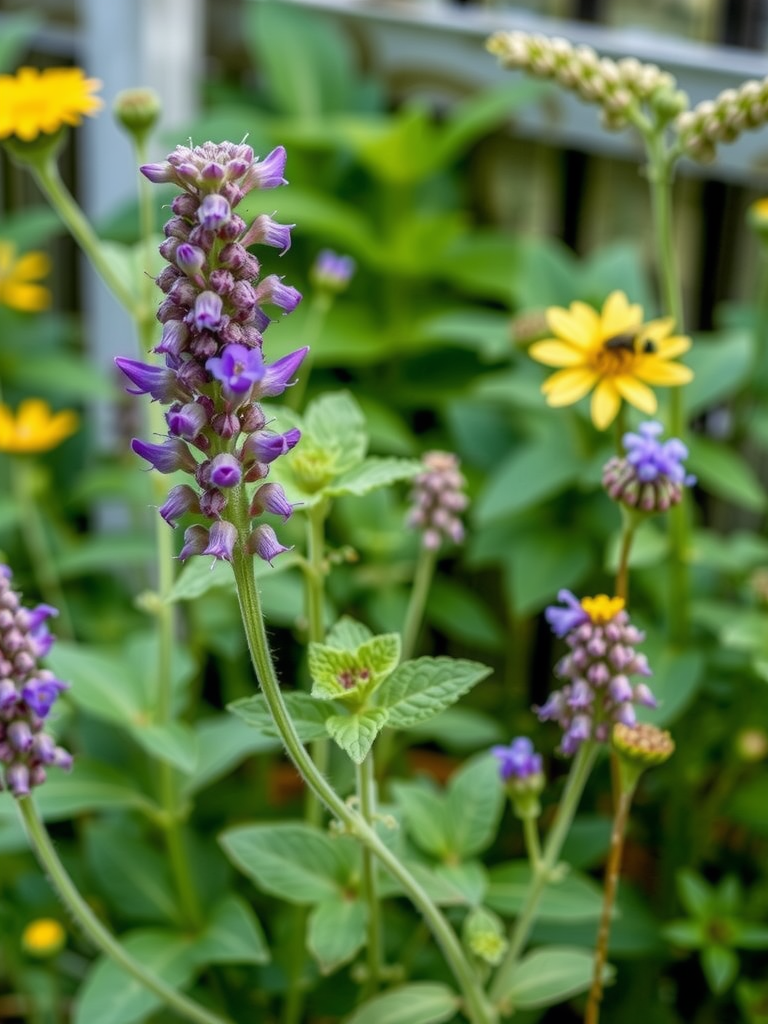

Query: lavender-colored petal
[[248, 524, 292, 565], [258, 347, 309, 397]]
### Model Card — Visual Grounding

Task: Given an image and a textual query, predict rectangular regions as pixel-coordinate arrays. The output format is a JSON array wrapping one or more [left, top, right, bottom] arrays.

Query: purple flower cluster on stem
[[117, 141, 308, 564], [537, 591, 656, 755], [0, 566, 71, 798], [492, 737, 543, 781], [603, 421, 695, 512], [407, 451, 468, 551]]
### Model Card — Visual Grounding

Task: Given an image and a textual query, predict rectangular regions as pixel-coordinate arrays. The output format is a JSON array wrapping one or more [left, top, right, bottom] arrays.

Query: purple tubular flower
[[311, 249, 356, 292], [242, 427, 301, 465], [167, 402, 209, 438], [544, 590, 590, 638], [622, 421, 696, 486], [178, 525, 209, 561], [159, 484, 201, 527], [254, 275, 302, 313], [115, 358, 187, 403], [491, 737, 543, 781], [259, 347, 309, 397], [198, 194, 232, 230], [175, 243, 206, 280], [140, 161, 174, 183], [192, 290, 223, 331], [206, 344, 265, 394], [27, 605, 58, 658], [248, 524, 292, 565], [21, 676, 68, 719], [209, 453, 242, 488], [241, 146, 288, 192], [131, 438, 198, 474], [240, 214, 293, 253], [250, 482, 295, 520], [204, 520, 238, 562]]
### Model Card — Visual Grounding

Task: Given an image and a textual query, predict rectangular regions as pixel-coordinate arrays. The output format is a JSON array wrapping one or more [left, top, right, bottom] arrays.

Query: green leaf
[[502, 529, 592, 616], [403, 706, 505, 752], [663, 920, 706, 948], [308, 633, 401, 701], [307, 897, 367, 974], [220, 823, 358, 905], [16, 761, 155, 821], [166, 558, 236, 602], [304, 391, 368, 474], [486, 862, 604, 921], [685, 330, 753, 416], [328, 456, 422, 497], [701, 945, 739, 994], [326, 707, 390, 763], [0, 13, 40, 73], [426, 579, 504, 651], [503, 946, 607, 1010], [326, 616, 374, 649], [687, 436, 766, 512], [192, 895, 269, 966], [476, 436, 580, 523], [580, 241, 655, 313], [391, 782, 451, 859], [128, 721, 198, 774], [677, 870, 714, 917], [508, 235, 581, 308], [73, 929, 197, 1024], [48, 644, 146, 727], [635, 647, 703, 728], [343, 983, 459, 1024], [184, 714, 279, 796], [437, 231, 519, 304], [228, 692, 334, 742], [446, 756, 504, 859], [377, 657, 492, 728], [433, 862, 488, 906]]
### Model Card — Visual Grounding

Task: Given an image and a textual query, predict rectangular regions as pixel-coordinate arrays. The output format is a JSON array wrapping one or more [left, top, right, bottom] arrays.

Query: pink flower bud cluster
[[0, 566, 71, 798], [117, 141, 308, 565], [407, 451, 468, 551]]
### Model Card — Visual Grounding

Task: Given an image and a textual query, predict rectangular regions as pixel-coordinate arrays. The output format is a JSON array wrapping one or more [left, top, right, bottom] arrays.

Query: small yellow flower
[[0, 241, 51, 312], [0, 399, 78, 454], [22, 918, 66, 957], [529, 290, 693, 430], [581, 594, 625, 624], [0, 66, 102, 142]]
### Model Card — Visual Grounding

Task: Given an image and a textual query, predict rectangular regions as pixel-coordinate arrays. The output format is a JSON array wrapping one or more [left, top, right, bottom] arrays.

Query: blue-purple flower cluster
[[0, 566, 71, 798], [407, 451, 468, 551], [603, 421, 695, 512], [309, 249, 356, 294], [537, 590, 656, 755], [492, 737, 542, 781], [117, 141, 308, 564]]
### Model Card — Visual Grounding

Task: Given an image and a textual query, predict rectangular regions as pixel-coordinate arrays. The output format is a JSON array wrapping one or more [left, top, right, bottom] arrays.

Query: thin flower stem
[[522, 815, 542, 871], [357, 754, 384, 997], [31, 159, 135, 313], [305, 500, 329, 830], [231, 550, 497, 1024], [401, 544, 438, 662], [10, 459, 75, 640], [615, 515, 637, 604], [16, 798, 232, 1024], [584, 787, 634, 1024], [489, 743, 598, 1007]]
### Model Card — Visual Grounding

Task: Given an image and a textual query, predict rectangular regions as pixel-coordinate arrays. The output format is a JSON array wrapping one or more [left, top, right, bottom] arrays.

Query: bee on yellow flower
[[0, 66, 102, 142], [0, 241, 51, 313], [0, 399, 78, 454], [529, 291, 693, 430]]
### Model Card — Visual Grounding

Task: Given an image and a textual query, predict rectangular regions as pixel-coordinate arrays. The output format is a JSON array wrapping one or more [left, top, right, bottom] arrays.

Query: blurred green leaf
[[326, 707, 389, 763], [344, 983, 459, 1024], [446, 755, 504, 859], [307, 897, 366, 974], [377, 657, 492, 729], [687, 436, 767, 512], [426, 578, 505, 651], [192, 895, 270, 966], [502, 946, 609, 1009], [701, 945, 739, 994], [229, 692, 333, 743], [486, 863, 604, 921], [476, 433, 580, 523], [684, 330, 753, 415]]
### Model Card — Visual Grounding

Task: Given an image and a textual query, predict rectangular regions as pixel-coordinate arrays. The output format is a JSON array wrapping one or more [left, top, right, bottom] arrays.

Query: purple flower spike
[[21, 676, 68, 719], [209, 453, 242, 488], [115, 358, 187, 403], [492, 737, 543, 782], [198, 194, 232, 231], [242, 427, 301, 465], [27, 605, 58, 658], [259, 347, 309, 397], [204, 520, 238, 562], [248, 524, 292, 565], [242, 146, 288, 192], [131, 437, 198, 474], [545, 590, 590, 638], [206, 344, 265, 394], [241, 214, 293, 253], [254, 275, 302, 313], [176, 243, 206, 280], [159, 484, 201, 527], [192, 290, 224, 331]]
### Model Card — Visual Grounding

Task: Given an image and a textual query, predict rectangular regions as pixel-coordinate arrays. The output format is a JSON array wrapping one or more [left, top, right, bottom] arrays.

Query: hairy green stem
[[17, 799, 231, 1024], [401, 545, 437, 662], [490, 743, 598, 1006], [305, 500, 329, 829], [522, 815, 542, 872], [31, 158, 135, 313], [231, 550, 497, 1024], [357, 754, 384, 997]]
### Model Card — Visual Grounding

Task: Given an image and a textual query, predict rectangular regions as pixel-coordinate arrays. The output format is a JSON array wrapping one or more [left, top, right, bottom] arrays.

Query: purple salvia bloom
[[204, 521, 238, 562], [115, 358, 188, 403], [242, 428, 301, 465], [491, 737, 543, 781], [209, 453, 242, 489], [198, 194, 232, 231], [21, 676, 68, 719], [254, 275, 302, 313], [206, 344, 265, 394], [310, 249, 356, 292], [178, 525, 210, 562], [192, 290, 224, 331], [603, 420, 695, 512], [259, 347, 309, 397], [544, 589, 590, 638], [241, 214, 293, 253], [132, 438, 198, 475], [140, 161, 175, 183], [27, 605, 58, 658], [248, 524, 292, 565], [175, 243, 206, 282], [250, 482, 295, 521], [159, 484, 201, 527], [167, 402, 209, 439], [241, 146, 288, 192]]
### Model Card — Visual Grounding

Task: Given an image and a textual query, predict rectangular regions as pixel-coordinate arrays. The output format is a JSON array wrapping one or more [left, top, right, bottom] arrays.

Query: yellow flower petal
[[0, 66, 102, 141], [636, 359, 694, 386], [542, 366, 598, 405], [654, 334, 691, 359], [546, 305, 595, 348], [0, 282, 51, 312], [590, 379, 622, 429], [529, 339, 587, 367], [640, 316, 675, 342], [12, 250, 51, 282], [614, 375, 658, 414], [601, 290, 643, 338], [0, 399, 78, 453]]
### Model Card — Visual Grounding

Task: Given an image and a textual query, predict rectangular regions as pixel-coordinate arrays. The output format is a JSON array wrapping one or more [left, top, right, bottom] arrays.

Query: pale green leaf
[[304, 391, 368, 473], [192, 894, 270, 965], [184, 714, 279, 796], [220, 823, 358, 904], [702, 945, 739, 994], [687, 436, 766, 512], [309, 633, 401, 701], [503, 946, 608, 1010], [343, 983, 459, 1024], [326, 707, 390, 763], [326, 616, 374, 650], [486, 862, 604, 921], [327, 456, 422, 497], [307, 897, 367, 974], [228, 692, 334, 742], [128, 721, 198, 774], [447, 756, 504, 858], [377, 657, 492, 728], [476, 438, 580, 523], [391, 782, 451, 859]]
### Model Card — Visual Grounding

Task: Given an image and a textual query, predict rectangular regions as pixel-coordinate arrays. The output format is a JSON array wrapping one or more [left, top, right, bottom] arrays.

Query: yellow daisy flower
[[0, 66, 102, 142], [0, 399, 78, 454], [0, 241, 51, 312], [529, 290, 693, 430]]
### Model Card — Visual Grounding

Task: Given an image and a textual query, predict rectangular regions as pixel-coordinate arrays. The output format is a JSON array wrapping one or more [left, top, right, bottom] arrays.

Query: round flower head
[[407, 451, 468, 550], [0, 67, 102, 142], [528, 291, 693, 430], [0, 565, 71, 797], [603, 420, 696, 512], [492, 737, 543, 781], [537, 591, 656, 755]]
